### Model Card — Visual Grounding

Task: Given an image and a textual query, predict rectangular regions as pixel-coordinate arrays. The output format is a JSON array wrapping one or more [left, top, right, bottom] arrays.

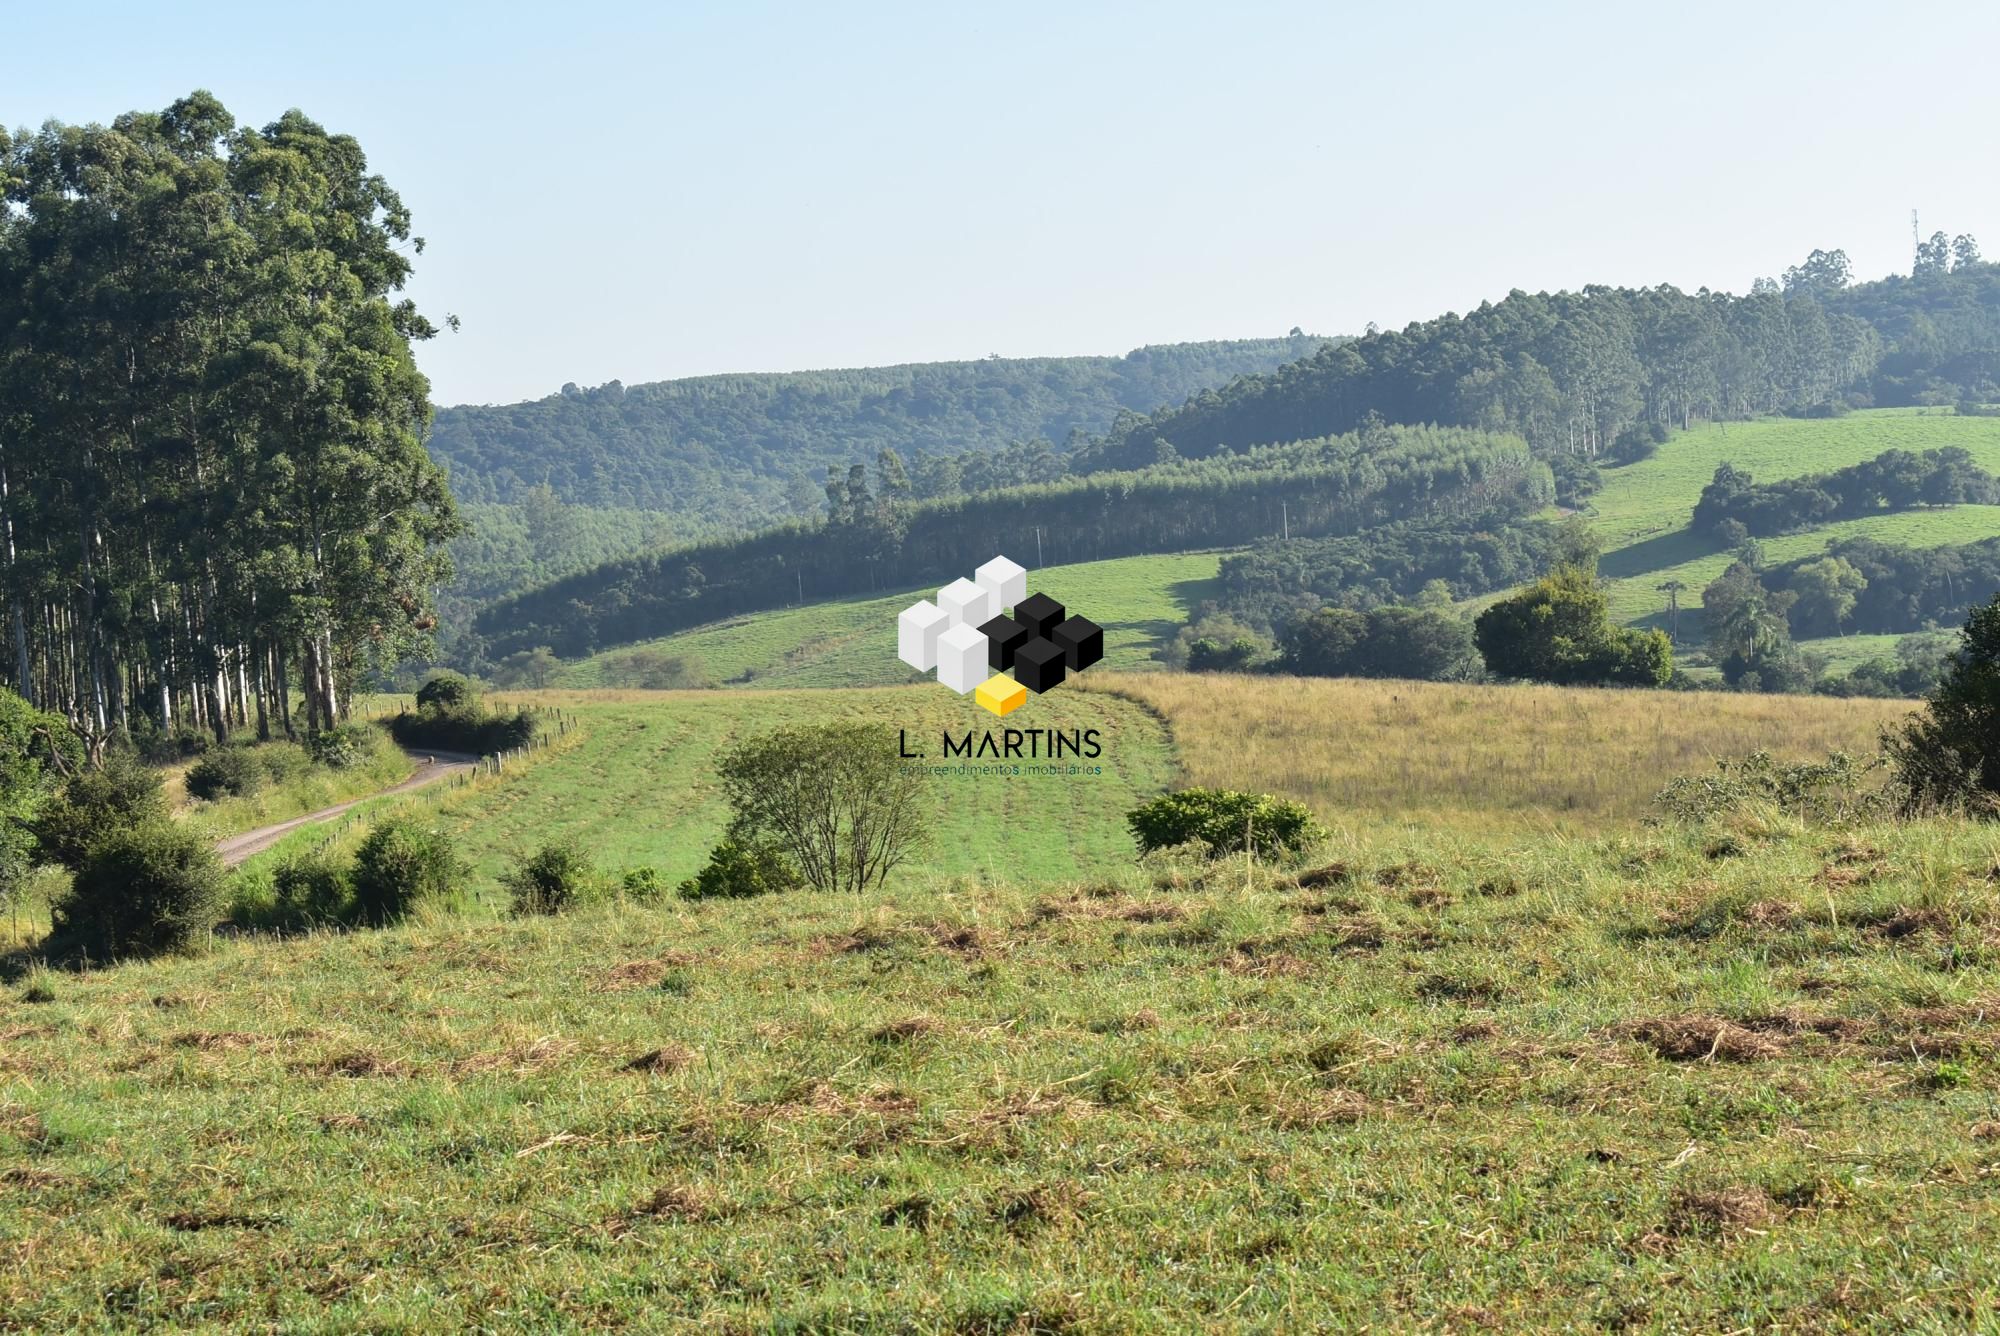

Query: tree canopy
[[0, 93, 458, 748]]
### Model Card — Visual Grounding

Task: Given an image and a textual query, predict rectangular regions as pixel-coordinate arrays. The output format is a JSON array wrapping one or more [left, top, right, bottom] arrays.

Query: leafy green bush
[[185, 746, 267, 801], [620, 866, 667, 902], [678, 837, 802, 899], [503, 839, 602, 915], [415, 671, 477, 712], [387, 703, 537, 755], [133, 725, 210, 764], [1653, 751, 1890, 825], [272, 853, 353, 924], [1126, 789, 1324, 859], [34, 751, 168, 873], [349, 817, 466, 925], [306, 723, 381, 771], [50, 821, 224, 959], [255, 742, 311, 785]]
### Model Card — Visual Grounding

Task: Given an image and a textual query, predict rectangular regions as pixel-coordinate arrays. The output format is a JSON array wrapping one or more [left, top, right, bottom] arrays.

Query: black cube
[[1012, 636, 1067, 693], [1051, 615, 1104, 672], [1014, 592, 1066, 641], [979, 614, 1030, 670]]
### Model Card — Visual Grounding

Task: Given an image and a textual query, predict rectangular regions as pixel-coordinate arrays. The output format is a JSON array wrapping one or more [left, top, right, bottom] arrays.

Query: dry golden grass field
[[1087, 673, 1916, 834]]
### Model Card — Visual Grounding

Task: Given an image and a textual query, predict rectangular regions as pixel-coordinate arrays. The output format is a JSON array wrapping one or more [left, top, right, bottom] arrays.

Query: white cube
[[935, 622, 988, 694], [897, 599, 950, 671], [937, 576, 994, 629], [975, 555, 1027, 611]]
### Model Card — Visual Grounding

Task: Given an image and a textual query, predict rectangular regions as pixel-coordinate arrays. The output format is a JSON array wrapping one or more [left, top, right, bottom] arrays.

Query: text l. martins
[[899, 727, 1103, 760]]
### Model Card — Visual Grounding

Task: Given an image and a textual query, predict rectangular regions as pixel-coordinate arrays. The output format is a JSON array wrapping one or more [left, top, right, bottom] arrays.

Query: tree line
[[0, 93, 457, 753], [1692, 448, 1997, 539], [428, 334, 1332, 517], [1071, 251, 2000, 474], [477, 424, 1547, 658]]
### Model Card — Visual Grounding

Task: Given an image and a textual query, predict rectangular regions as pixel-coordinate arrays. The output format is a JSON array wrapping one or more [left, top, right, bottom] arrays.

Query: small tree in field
[[1887, 593, 2000, 812], [716, 722, 928, 893], [1475, 564, 1672, 687]]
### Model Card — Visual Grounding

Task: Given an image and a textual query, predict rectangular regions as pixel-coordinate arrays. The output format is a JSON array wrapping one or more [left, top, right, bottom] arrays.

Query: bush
[[503, 839, 602, 915], [678, 837, 802, 899], [34, 751, 168, 873], [716, 722, 928, 893], [306, 723, 380, 771], [1126, 789, 1324, 860], [1653, 751, 1889, 825], [620, 866, 667, 902], [185, 746, 268, 801], [255, 742, 311, 785], [50, 821, 225, 959], [387, 703, 538, 756], [349, 816, 466, 924], [272, 853, 352, 923], [415, 671, 477, 712]]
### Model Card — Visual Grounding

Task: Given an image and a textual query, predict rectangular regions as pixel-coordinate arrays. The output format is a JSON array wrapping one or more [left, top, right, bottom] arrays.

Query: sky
[[9, 0, 2000, 406]]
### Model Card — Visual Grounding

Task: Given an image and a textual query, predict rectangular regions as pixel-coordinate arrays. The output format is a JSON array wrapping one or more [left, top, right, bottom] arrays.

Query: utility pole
[[1281, 502, 1290, 541], [1033, 526, 1044, 568]]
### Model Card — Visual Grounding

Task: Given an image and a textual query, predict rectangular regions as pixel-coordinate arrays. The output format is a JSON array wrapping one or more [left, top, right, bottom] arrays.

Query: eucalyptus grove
[[0, 92, 458, 751]]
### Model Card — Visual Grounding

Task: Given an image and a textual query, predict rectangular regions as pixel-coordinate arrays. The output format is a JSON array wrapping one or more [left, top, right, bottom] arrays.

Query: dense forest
[[1071, 249, 2000, 473], [429, 335, 1332, 516], [0, 94, 456, 747], [477, 425, 1545, 658], [1205, 513, 1560, 634]]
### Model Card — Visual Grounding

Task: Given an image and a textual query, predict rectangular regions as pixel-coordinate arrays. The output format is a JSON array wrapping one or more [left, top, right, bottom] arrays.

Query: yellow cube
[[974, 673, 1026, 717]]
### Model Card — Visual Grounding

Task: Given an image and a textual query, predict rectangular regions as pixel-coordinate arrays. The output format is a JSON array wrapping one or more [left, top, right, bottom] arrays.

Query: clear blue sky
[[11, 0, 1999, 406]]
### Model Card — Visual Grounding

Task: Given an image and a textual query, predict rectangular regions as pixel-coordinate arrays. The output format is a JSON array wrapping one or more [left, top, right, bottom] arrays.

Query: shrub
[[387, 703, 538, 756], [349, 816, 466, 924], [1126, 789, 1324, 860], [503, 839, 602, 915], [620, 865, 667, 901], [34, 751, 168, 873], [185, 746, 267, 801], [133, 725, 211, 764], [50, 821, 225, 959], [1653, 751, 1890, 825], [306, 723, 380, 771], [716, 722, 928, 893], [255, 742, 311, 786], [272, 853, 352, 923], [678, 836, 802, 899], [415, 671, 477, 712]]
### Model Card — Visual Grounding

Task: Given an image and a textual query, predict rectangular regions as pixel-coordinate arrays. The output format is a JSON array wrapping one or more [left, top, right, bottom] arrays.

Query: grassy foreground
[[8, 811, 2000, 1329]]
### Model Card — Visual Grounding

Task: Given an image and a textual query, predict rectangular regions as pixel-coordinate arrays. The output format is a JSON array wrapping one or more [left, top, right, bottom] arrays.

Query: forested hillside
[[1075, 248, 2000, 472], [429, 334, 1331, 516], [477, 424, 1545, 657]]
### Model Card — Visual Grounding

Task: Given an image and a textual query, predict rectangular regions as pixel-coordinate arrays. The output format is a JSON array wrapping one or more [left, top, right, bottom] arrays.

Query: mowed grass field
[[12, 809, 2000, 1329], [556, 551, 1226, 691], [1089, 673, 1914, 833], [1586, 409, 2000, 635], [246, 687, 1179, 891]]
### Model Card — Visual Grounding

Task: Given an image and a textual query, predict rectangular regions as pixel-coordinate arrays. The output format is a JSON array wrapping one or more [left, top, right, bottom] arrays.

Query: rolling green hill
[[430, 335, 1331, 519], [1585, 409, 2000, 636], [552, 551, 1225, 691]]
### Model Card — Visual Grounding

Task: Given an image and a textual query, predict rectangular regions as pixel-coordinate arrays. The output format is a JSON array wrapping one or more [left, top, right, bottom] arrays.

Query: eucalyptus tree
[[0, 93, 458, 752]]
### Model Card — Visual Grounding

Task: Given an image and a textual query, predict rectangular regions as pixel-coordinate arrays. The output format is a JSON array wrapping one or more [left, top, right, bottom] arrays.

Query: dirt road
[[213, 750, 480, 867]]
